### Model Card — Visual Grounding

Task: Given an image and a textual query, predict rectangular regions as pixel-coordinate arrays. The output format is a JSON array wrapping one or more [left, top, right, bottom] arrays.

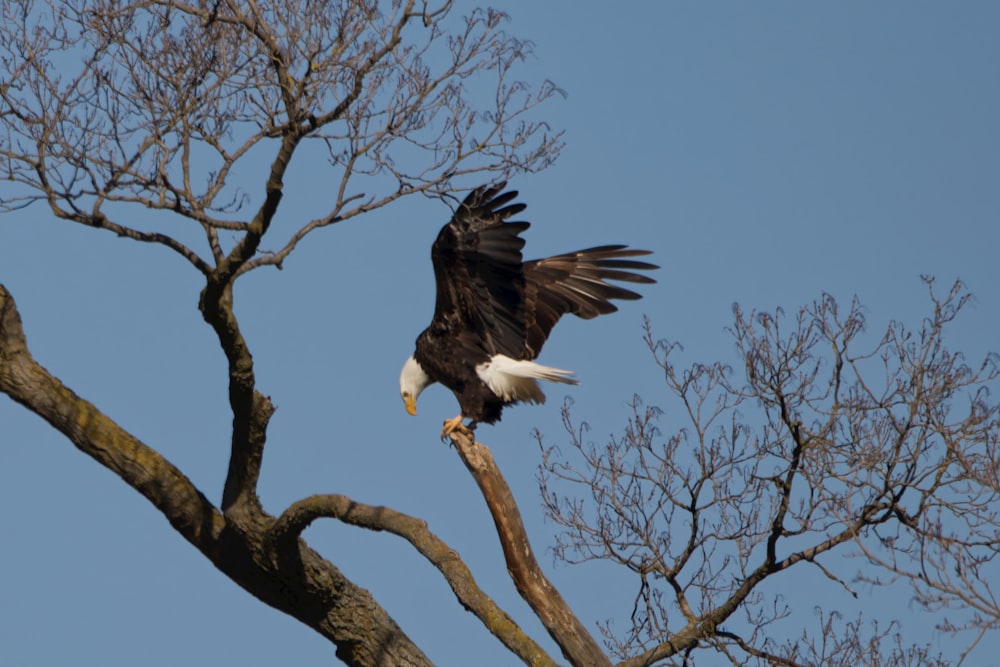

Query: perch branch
[[450, 431, 610, 667]]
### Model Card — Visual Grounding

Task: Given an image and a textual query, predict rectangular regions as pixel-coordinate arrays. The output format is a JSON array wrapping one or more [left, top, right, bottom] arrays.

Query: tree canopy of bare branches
[[539, 278, 1000, 666], [1, 0, 561, 272]]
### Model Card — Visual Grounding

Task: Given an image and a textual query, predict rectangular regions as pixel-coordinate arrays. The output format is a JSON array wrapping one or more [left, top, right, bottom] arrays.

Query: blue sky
[[2, 3, 999, 665]]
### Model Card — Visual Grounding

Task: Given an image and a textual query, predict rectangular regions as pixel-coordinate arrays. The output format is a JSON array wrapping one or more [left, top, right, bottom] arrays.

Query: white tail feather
[[476, 355, 578, 404]]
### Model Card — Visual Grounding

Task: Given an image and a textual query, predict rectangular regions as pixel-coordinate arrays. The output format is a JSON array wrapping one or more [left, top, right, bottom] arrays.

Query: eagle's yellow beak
[[403, 394, 417, 416]]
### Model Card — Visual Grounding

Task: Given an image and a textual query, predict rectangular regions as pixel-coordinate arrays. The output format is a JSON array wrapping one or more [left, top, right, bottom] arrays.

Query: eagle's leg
[[441, 414, 473, 439]]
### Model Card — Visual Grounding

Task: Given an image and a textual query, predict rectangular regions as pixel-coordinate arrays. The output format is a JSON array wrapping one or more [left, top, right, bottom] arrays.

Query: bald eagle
[[399, 183, 657, 437]]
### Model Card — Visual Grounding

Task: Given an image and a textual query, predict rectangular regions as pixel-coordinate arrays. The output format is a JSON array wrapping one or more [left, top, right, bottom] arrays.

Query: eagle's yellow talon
[[441, 415, 472, 439]]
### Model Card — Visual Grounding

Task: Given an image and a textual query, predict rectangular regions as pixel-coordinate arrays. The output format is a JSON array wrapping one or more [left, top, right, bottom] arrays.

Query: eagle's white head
[[399, 355, 433, 416]]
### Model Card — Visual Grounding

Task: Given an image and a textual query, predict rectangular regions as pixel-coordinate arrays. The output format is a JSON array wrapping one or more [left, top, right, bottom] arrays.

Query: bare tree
[[539, 279, 1000, 666], [1, 2, 566, 666], [2, 2, 998, 667]]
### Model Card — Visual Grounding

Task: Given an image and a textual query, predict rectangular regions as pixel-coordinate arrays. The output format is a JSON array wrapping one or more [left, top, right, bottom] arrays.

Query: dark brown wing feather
[[428, 183, 658, 363], [429, 182, 531, 359], [522, 246, 658, 359]]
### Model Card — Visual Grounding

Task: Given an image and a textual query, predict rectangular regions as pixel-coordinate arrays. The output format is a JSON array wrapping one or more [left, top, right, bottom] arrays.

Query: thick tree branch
[[0, 283, 434, 667], [0, 283, 225, 547], [272, 493, 559, 667], [450, 431, 609, 667], [196, 279, 273, 513]]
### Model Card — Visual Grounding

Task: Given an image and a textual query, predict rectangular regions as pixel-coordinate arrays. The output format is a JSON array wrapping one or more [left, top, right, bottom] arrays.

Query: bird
[[399, 182, 657, 438]]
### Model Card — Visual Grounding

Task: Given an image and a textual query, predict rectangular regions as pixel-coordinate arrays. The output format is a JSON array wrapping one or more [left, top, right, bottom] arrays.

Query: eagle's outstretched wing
[[429, 182, 530, 359], [429, 183, 658, 361], [522, 246, 658, 359]]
